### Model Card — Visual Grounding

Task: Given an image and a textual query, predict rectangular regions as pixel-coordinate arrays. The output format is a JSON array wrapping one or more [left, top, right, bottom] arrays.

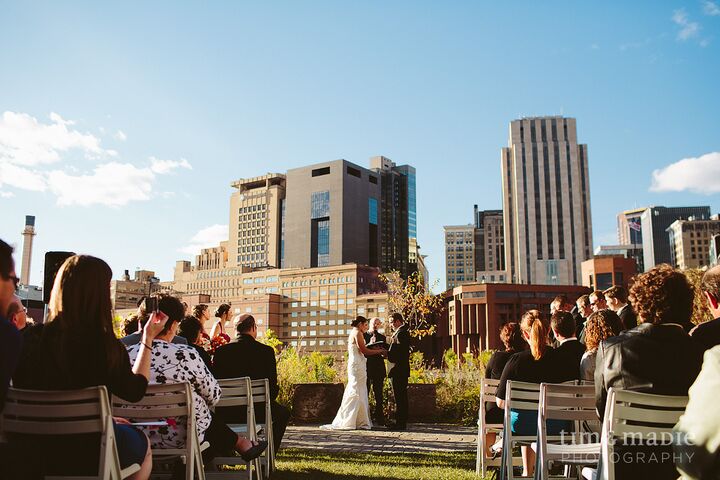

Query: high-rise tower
[[20, 215, 36, 286], [501, 116, 593, 285]]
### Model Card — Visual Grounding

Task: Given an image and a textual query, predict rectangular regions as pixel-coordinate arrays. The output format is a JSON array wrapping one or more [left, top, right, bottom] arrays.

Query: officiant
[[364, 316, 387, 425]]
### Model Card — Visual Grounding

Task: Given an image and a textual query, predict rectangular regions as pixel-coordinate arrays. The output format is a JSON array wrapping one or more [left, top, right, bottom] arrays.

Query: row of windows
[[287, 297, 356, 307], [291, 329, 349, 337], [282, 276, 354, 287], [290, 339, 344, 347], [239, 204, 266, 213]]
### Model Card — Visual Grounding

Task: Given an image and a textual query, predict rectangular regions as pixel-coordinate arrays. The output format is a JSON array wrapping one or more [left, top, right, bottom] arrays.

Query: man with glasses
[[589, 290, 607, 313], [7, 295, 29, 332], [0, 238, 22, 412]]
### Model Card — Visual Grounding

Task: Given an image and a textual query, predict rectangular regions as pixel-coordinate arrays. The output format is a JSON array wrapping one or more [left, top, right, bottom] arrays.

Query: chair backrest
[[540, 383, 598, 425], [217, 377, 253, 409], [604, 388, 688, 442], [4, 386, 110, 436], [505, 380, 541, 412], [249, 378, 270, 404], [481, 378, 500, 409], [112, 382, 195, 440], [3, 386, 122, 479]]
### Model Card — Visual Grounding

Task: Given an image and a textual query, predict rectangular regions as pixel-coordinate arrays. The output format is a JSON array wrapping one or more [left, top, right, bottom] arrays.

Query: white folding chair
[[499, 381, 543, 480], [249, 378, 275, 477], [207, 377, 262, 480], [3, 386, 140, 479], [476, 378, 522, 476], [533, 383, 600, 480], [112, 382, 206, 480], [590, 388, 689, 480]]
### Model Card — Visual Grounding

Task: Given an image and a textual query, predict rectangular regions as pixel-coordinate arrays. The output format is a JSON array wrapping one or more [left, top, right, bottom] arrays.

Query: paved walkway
[[282, 424, 477, 454]]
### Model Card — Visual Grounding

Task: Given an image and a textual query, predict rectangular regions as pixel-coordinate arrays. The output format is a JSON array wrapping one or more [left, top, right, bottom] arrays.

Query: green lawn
[[273, 448, 491, 480]]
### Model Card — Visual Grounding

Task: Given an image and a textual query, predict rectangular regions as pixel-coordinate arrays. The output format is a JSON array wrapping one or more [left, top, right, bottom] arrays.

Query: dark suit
[[691, 317, 720, 352], [213, 334, 289, 453], [364, 331, 386, 422], [551, 338, 585, 380], [387, 324, 410, 427], [617, 305, 638, 331]]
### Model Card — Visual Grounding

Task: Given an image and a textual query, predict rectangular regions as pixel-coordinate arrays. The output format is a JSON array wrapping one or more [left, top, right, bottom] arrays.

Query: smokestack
[[20, 215, 36, 286]]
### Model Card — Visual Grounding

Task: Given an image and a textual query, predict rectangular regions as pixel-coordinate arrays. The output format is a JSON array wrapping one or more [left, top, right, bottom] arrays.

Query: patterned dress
[[127, 340, 221, 448]]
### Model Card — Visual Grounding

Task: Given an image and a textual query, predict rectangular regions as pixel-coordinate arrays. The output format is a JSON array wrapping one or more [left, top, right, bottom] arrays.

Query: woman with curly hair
[[579, 310, 622, 381], [594, 264, 705, 479]]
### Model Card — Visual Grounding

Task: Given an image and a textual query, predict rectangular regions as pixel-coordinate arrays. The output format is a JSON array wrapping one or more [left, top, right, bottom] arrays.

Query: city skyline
[[1, 2, 719, 290]]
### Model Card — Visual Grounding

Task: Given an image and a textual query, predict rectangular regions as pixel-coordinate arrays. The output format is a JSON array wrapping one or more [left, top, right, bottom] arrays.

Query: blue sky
[[1, 1, 719, 291]]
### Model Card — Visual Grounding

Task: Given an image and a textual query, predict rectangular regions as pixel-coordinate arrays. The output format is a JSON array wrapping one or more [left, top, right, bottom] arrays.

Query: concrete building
[[370, 156, 417, 278], [594, 245, 643, 273], [229, 174, 285, 269], [441, 283, 589, 356], [580, 256, 637, 292], [501, 116, 593, 285], [283, 160, 381, 270], [444, 225, 476, 289], [667, 216, 720, 270], [616, 208, 646, 271], [710, 235, 720, 267], [111, 269, 160, 310], [171, 260, 388, 354], [640, 206, 712, 271]]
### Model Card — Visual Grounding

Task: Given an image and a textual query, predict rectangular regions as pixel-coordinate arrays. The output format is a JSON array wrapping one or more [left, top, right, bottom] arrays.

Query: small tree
[[260, 329, 283, 354], [379, 270, 445, 338]]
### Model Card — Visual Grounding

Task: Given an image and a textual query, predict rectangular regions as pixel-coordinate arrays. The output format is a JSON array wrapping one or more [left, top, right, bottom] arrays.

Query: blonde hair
[[520, 309, 549, 360]]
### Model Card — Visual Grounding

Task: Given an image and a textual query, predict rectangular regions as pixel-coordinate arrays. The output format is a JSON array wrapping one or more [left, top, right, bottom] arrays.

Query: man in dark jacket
[[0, 239, 22, 413], [387, 312, 410, 431], [604, 285, 638, 331], [213, 314, 290, 453], [691, 265, 720, 352], [549, 311, 584, 380], [364, 317, 387, 424]]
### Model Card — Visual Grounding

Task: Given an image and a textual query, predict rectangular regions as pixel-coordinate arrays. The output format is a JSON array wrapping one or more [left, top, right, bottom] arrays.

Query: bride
[[322, 316, 387, 430]]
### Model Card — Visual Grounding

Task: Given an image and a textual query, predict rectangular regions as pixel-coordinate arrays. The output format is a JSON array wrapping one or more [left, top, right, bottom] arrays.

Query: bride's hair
[[351, 316, 368, 328]]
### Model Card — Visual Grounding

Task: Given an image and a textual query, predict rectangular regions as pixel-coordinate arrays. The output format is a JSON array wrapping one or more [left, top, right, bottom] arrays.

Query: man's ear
[[705, 291, 719, 310]]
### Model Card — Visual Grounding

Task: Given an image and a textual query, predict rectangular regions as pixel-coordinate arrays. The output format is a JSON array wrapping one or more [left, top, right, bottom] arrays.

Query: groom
[[387, 312, 410, 431]]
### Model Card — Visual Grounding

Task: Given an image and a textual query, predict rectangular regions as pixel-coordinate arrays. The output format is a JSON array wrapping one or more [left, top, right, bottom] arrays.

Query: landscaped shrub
[[276, 347, 342, 408]]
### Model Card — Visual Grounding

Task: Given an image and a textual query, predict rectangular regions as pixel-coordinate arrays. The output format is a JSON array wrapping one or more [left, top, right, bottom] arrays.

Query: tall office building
[[228, 174, 286, 269], [640, 206, 711, 270], [473, 206, 505, 273], [615, 208, 646, 271], [283, 160, 381, 269], [444, 224, 476, 289], [667, 215, 720, 270], [501, 116, 593, 285], [369, 156, 417, 277]]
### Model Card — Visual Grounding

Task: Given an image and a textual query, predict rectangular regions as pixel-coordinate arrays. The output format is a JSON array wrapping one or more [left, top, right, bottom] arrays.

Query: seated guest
[[193, 303, 211, 331], [126, 296, 266, 461], [6, 295, 29, 332], [178, 315, 213, 371], [594, 264, 704, 480], [496, 310, 574, 477], [214, 314, 291, 454], [575, 294, 593, 342], [691, 264, 720, 351], [549, 311, 585, 380], [483, 322, 526, 455], [589, 290, 607, 313], [12, 255, 160, 479], [674, 345, 720, 479], [580, 310, 622, 382], [603, 285, 637, 331], [120, 301, 187, 346], [550, 295, 573, 315], [0, 239, 22, 414]]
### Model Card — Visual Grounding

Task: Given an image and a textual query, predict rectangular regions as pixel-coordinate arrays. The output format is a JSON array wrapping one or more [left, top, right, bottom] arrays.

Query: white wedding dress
[[321, 328, 372, 430]]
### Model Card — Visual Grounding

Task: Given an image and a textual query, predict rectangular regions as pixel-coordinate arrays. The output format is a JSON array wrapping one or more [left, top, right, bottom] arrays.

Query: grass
[[273, 448, 491, 480]]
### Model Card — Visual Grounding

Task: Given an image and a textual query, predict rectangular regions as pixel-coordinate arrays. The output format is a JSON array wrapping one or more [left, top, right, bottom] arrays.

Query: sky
[[1, 1, 719, 292]]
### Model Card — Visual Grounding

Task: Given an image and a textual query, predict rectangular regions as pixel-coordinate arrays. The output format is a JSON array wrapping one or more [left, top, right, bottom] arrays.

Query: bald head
[[7, 295, 27, 330], [234, 313, 256, 338], [701, 265, 720, 317]]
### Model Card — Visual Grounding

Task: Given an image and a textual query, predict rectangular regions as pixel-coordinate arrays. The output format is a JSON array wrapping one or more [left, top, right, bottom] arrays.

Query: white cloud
[[179, 224, 229, 255], [673, 9, 701, 41], [650, 152, 720, 195], [0, 163, 47, 191], [114, 130, 127, 141], [47, 162, 156, 207], [703, 1, 720, 16], [0, 191, 15, 198], [149, 156, 192, 174], [0, 111, 109, 166]]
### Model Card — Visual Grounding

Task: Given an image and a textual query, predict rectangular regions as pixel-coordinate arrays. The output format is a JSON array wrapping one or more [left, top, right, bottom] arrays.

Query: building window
[[311, 167, 330, 177], [347, 166, 361, 178], [369, 198, 378, 225], [311, 191, 330, 219]]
